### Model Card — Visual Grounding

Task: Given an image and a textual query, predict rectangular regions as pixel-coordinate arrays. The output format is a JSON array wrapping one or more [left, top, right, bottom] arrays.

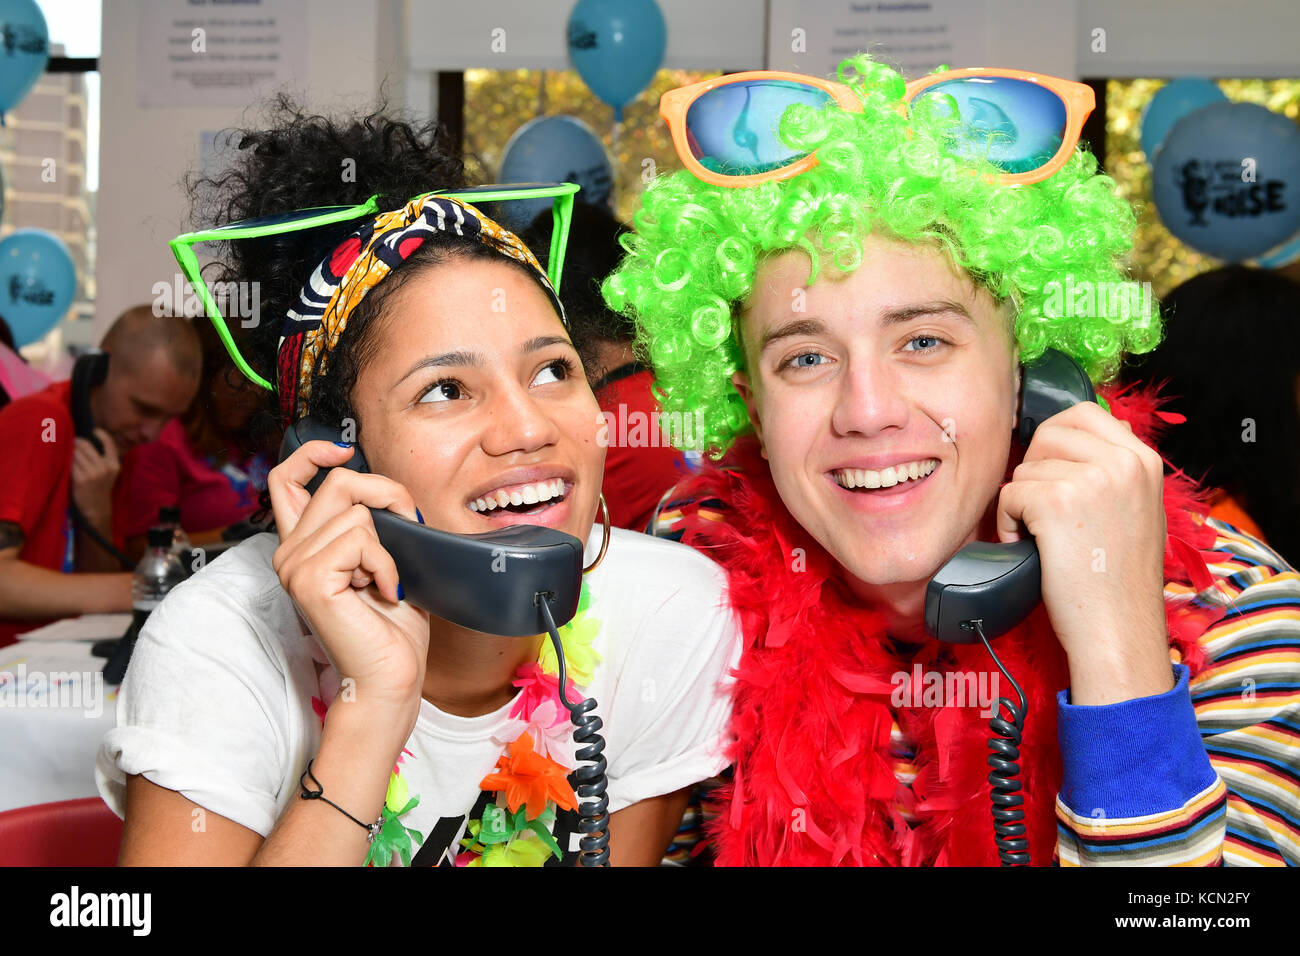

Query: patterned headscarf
[[276, 193, 566, 425]]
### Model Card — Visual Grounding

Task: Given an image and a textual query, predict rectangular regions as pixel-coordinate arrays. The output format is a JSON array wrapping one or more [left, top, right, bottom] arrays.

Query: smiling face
[[734, 234, 1021, 600], [349, 256, 605, 544]]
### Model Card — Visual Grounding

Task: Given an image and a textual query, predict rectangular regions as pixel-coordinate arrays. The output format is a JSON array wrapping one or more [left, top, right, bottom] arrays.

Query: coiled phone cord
[[967, 619, 1031, 867], [537, 593, 611, 867]]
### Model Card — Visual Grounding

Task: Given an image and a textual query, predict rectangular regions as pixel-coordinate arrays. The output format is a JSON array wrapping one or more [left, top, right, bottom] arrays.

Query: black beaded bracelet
[[299, 759, 382, 842]]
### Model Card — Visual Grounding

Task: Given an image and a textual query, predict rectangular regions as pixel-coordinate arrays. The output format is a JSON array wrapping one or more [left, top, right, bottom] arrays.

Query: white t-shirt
[[96, 527, 740, 866]]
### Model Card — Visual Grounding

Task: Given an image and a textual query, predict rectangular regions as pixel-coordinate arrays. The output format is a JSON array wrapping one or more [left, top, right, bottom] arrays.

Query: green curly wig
[[603, 56, 1158, 456]]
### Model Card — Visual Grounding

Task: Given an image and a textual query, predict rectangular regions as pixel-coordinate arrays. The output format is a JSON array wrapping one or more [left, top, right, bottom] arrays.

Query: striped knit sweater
[[1054, 516, 1299, 865]]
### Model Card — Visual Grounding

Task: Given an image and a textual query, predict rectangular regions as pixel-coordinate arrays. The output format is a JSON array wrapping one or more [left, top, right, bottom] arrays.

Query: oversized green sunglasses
[[169, 182, 581, 391]]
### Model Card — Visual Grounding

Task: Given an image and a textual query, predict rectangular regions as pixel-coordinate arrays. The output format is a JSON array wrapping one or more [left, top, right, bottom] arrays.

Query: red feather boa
[[676, 387, 1226, 866]]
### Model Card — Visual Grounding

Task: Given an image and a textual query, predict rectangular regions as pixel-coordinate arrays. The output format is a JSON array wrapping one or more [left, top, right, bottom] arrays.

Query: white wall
[[407, 0, 768, 71], [988, 0, 1079, 78], [1077, 0, 1300, 77], [94, 0, 406, 337], [767, 0, 1079, 81], [414, 0, 1079, 80], [407, 0, 1300, 80]]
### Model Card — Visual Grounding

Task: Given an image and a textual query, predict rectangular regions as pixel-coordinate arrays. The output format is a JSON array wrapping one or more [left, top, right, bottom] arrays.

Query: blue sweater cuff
[[1056, 664, 1217, 819]]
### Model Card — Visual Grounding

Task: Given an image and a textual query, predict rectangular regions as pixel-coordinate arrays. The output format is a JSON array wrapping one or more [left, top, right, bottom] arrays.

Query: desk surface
[[0, 640, 118, 812], [18, 613, 131, 643]]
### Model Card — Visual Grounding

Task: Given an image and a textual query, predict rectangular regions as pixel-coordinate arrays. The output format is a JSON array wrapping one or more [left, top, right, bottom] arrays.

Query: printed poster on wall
[[767, 0, 990, 82], [137, 0, 308, 108]]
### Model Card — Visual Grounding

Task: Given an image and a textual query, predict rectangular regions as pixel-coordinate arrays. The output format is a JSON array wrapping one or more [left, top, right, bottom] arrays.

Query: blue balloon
[[497, 116, 613, 231], [567, 0, 666, 121], [1152, 102, 1300, 263], [1140, 78, 1226, 160], [0, 229, 76, 346], [0, 0, 49, 121], [1254, 227, 1300, 269]]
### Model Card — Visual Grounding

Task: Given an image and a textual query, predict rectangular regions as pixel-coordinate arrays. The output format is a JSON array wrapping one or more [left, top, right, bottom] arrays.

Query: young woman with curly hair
[[95, 100, 739, 867], [607, 57, 1300, 866]]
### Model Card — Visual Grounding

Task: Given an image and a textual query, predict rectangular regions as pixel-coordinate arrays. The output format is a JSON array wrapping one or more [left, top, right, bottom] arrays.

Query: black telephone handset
[[279, 419, 586, 637], [924, 349, 1097, 643], [280, 419, 610, 866], [71, 351, 109, 454], [67, 351, 135, 573]]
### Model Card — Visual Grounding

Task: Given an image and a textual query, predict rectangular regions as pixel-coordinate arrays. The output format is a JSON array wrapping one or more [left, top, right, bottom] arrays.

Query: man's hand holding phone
[[269, 440, 430, 744], [996, 402, 1173, 706], [71, 427, 120, 525]]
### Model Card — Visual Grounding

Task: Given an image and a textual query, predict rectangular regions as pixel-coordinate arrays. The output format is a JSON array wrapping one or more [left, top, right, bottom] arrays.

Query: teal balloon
[[1152, 102, 1300, 262], [1140, 78, 1226, 160], [497, 115, 613, 230], [0, 229, 76, 346], [567, 0, 666, 122], [0, 0, 49, 121]]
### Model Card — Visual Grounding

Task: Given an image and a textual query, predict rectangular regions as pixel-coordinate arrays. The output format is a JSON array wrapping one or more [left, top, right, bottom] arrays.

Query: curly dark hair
[[522, 200, 632, 363], [189, 95, 471, 427], [1123, 265, 1300, 566], [189, 96, 562, 525]]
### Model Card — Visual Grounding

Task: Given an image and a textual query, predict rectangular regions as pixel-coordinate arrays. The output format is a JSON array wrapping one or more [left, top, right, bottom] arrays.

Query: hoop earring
[[582, 494, 611, 575]]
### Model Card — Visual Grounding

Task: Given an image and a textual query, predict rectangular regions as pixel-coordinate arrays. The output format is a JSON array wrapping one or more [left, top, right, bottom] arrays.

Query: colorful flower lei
[[458, 583, 601, 866], [309, 582, 601, 868]]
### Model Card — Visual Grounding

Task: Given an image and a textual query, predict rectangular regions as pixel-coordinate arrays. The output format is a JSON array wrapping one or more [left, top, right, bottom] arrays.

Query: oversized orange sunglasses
[[660, 67, 1095, 188]]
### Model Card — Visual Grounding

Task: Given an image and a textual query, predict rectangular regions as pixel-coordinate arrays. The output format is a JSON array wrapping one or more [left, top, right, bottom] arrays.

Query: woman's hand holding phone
[[268, 440, 429, 742]]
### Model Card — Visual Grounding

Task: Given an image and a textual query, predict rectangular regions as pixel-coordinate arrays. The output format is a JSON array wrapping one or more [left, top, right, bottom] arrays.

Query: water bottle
[[158, 505, 193, 561], [134, 523, 189, 615], [104, 526, 188, 684]]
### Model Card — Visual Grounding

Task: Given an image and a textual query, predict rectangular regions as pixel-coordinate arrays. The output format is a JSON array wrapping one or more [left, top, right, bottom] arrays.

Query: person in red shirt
[[0, 305, 200, 646], [123, 312, 278, 556], [524, 201, 690, 532]]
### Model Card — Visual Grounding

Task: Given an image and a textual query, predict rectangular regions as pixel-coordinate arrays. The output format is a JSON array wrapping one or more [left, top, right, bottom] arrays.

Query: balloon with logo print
[[1152, 102, 1300, 262], [566, 0, 666, 122], [0, 0, 49, 122], [0, 229, 76, 346]]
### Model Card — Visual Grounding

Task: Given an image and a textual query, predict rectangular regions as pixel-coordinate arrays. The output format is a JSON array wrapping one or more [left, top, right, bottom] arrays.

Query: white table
[[0, 625, 121, 812]]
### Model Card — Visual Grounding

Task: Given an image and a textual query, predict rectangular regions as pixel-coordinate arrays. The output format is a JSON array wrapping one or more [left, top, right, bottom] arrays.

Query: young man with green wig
[[605, 56, 1300, 866]]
